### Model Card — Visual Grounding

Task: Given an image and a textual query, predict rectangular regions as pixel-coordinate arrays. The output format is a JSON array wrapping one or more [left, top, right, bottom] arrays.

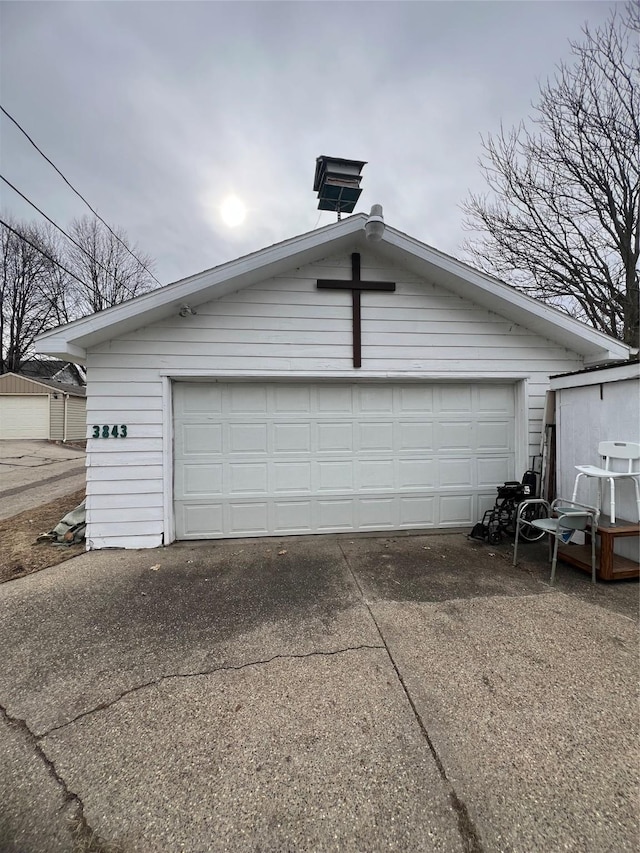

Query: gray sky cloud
[[0, 0, 621, 284]]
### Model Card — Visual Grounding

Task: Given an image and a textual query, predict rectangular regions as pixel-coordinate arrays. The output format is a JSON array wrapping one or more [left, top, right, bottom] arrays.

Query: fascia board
[[36, 215, 367, 358], [550, 362, 640, 390], [379, 229, 630, 361]]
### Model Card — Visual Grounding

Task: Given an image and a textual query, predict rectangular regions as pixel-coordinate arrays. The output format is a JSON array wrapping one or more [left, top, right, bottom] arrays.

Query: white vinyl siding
[[0, 395, 49, 439], [556, 377, 640, 561], [84, 250, 585, 549]]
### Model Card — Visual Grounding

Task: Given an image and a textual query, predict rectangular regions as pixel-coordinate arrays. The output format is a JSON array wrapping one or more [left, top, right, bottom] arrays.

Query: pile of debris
[[37, 500, 86, 546]]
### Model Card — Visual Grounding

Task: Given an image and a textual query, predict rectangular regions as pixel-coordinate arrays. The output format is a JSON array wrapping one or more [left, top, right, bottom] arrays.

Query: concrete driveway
[[0, 533, 638, 852], [0, 440, 86, 520]]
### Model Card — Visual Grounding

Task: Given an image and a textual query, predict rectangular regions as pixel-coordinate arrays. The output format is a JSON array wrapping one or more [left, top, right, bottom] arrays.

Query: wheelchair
[[469, 472, 547, 545]]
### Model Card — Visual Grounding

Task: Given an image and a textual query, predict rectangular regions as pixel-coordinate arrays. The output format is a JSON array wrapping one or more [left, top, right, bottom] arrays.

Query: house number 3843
[[92, 425, 128, 438]]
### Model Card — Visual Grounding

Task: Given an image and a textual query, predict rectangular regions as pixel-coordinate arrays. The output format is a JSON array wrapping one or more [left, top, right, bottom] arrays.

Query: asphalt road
[[0, 440, 86, 520]]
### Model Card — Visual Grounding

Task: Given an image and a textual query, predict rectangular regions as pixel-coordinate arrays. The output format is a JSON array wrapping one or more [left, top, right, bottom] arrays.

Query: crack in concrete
[[337, 541, 485, 853], [0, 701, 119, 853], [40, 643, 385, 737]]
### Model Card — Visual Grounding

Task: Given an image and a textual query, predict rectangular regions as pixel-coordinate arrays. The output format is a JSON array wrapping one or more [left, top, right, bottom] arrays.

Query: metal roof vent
[[313, 155, 367, 219]]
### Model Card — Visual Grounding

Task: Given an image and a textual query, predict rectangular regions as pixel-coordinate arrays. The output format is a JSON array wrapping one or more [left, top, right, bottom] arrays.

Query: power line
[[1, 173, 140, 300], [0, 215, 92, 291], [0, 103, 163, 287]]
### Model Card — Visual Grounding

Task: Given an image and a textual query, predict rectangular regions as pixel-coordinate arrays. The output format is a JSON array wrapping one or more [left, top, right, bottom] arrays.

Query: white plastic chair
[[572, 441, 640, 525], [513, 498, 600, 584]]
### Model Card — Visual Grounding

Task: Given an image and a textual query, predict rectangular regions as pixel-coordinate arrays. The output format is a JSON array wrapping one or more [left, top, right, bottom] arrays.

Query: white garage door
[[0, 395, 49, 440], [174, 382, 515, 539]]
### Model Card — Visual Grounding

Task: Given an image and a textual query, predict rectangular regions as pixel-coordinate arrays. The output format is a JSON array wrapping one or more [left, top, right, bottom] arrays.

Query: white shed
[[35, 213, 631, 550], [551, 360, 640, 563]]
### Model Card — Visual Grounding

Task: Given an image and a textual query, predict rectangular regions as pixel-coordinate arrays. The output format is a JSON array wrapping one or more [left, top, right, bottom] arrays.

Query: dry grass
[[0, 488, 85, 583]]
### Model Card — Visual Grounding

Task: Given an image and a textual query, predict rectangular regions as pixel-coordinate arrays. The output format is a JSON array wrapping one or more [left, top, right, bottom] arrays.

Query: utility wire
[[0, 215, 92, 290], [0, 173, 139, 300], [0, 103, 163, 287]]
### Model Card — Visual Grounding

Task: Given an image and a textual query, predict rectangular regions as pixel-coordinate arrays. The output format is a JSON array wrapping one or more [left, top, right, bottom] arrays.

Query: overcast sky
[[0, 0, 621, 285]]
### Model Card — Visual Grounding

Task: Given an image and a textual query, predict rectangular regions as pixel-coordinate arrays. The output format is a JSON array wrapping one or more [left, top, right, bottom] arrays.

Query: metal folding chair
[[513, 498, 600, 584], [572, 441, 640, 525]]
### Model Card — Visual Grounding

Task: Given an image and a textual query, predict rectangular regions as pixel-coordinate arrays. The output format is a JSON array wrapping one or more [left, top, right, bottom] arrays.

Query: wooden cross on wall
[[317, 253, 395, 368]]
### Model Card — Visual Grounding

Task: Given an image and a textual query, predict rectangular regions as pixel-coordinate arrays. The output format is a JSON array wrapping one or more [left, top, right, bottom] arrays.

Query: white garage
[[174, 381, 516, 539], [0, 373, 87, 441], [35, 211, 630, 550]]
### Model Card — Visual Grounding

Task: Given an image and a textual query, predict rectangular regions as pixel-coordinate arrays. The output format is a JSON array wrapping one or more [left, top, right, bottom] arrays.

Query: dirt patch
[[0, 488, 85, 583]]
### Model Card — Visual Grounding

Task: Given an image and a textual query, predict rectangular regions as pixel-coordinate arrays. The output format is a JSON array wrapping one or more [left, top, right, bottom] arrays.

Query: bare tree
[[462, 6, 639, 348], [64, 215, 156, 315], [0, 218, 61, 374]]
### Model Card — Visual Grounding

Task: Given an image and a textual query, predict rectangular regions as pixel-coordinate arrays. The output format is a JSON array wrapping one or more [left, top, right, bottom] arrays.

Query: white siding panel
[[557, 378, 640, 561], [87, 465, 163, 482], [88, 535, 163, 550], [87, 493, 163, 510], [84, 249, 586, 548], [88, 478, 163, 495]]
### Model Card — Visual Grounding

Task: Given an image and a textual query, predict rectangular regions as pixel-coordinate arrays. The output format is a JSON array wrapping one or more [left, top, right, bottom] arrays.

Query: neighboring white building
[[551, 360, 640, 561], [36, 213, 631, 549]]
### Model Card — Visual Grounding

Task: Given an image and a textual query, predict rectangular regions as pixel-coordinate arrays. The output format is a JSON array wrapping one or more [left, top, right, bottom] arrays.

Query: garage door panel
[[173, 382, 516, 539], [177, 463, 223, 498], [359, 422, 393, 451], [317, 499, 354, 530], [317, 386, 352, 413], [477, 420, 512, 451], [179, 503, 224, 537], [440, 494, 474, 524], [273, 423, 311, 453], [178, 385, 222, 414], [358, 460, 395, 490], [398, 458, 436, 489], [439, 458, 473, 488], [477, 385, 515, 413], [229, 502, 268, 534], [438, 386, 472, 412], [478, 457, 512, 486], [399, 496, 436, 526], [359, 497, 397, 529], [317, 422, 353, 452], [398, 386, 433, 413], [436, 421, 474, 451], [229, 463, 268, 494], [229, 385, 267, 413], [398, 421, 434, 451], [180, 423, 222, 455], [273, 462, 311, 493], [359, 386, 393, 413], [274, 501, 312, 532], [229, 422, 268, 454], [318, 461, 353, 492], [274, 385, 310, 413]]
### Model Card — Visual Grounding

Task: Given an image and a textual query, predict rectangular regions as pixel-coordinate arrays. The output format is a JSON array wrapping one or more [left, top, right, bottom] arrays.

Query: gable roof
[[0, 372, 86, 396], [19, 358, 86, 385], [35, 212, 631, 365]]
